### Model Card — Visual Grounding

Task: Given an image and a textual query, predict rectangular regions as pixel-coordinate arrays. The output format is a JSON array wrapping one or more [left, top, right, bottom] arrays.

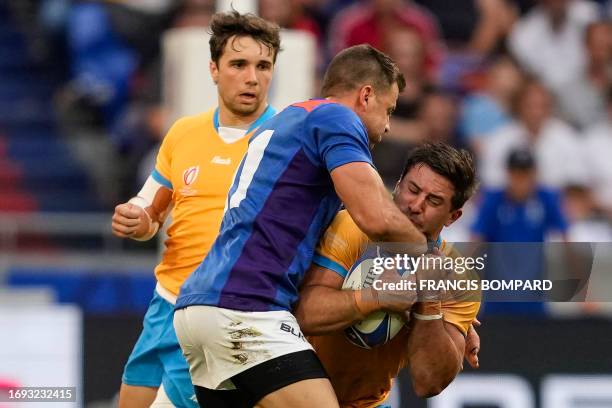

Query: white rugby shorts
[[173, 305, 313, 390]]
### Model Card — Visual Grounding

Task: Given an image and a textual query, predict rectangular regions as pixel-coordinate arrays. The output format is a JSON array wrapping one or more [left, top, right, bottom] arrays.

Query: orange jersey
[[309, 210, 480, 407], [153, 107, 274, 295]]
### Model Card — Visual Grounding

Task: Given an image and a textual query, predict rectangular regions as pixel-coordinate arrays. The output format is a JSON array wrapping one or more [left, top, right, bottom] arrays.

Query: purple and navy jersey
[[176, 100, 373, 312]]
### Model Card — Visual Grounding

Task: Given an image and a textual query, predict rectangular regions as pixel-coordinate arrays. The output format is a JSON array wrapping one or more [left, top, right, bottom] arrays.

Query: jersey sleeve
[[440, 242, 481, 335], [307, 104, 373, 173], [442, 301, 480, 336], [312, 210, 369, 278], [152, 117, 191, 190]]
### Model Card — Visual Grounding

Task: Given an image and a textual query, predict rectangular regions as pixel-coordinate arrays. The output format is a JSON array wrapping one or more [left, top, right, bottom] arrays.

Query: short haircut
[[209, 11, 281, 64], [321, 44, 406, 97], [400, 143, 478, 210]]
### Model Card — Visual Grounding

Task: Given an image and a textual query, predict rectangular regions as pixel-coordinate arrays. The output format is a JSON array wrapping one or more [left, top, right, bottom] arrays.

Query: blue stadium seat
[[0, 5, 102, 214]]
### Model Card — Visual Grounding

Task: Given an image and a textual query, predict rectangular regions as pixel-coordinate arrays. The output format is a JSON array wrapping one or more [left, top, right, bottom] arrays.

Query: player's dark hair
[[400, 143, 478, 211], [209, 11, 281, 64], [321, 44, 406, 97]]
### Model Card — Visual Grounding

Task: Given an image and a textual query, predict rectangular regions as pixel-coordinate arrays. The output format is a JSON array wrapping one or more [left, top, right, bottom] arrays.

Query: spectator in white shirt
[[563, 184, 612, 242], [582, 88, 612, 213], [479, 79, 588, 189], [557, 21, 612, 129], [508, 0, 599, 93]]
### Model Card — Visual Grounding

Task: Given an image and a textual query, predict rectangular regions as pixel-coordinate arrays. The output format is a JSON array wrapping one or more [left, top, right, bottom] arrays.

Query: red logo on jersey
[[183, 166, 199, 186], [291, 99, 334, 112]]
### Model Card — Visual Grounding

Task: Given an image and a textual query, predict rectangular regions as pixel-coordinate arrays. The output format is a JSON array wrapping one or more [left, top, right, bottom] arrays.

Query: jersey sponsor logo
[[211, 156, 232, 165], [183, 166, 199, 186], [280, 322, 306, 341], [180, 166, 199, 196]]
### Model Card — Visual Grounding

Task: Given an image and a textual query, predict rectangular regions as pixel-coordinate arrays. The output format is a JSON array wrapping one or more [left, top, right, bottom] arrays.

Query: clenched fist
[[111, 202, 151, 239]]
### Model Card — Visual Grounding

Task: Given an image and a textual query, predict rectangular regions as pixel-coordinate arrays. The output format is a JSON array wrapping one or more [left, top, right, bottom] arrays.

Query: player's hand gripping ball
[[343, 246, 412, 349]]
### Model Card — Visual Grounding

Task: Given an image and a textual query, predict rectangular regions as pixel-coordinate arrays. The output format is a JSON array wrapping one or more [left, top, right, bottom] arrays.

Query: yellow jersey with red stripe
[[309, 210, 480, 408], [152, 107, 273, 296]]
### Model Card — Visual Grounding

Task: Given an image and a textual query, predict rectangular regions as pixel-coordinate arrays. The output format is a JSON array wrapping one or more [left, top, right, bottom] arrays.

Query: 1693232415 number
[[3, 387, 76, 402]]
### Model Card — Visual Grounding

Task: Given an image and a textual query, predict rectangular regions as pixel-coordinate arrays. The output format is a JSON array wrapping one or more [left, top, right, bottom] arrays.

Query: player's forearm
[[295, 286, 371, 336], [352, 186, 426, 248], [377, 203, 427, 248], [128, 176, 173, 240], [407, 320, 463, 398], [331, 162, 426, 249]]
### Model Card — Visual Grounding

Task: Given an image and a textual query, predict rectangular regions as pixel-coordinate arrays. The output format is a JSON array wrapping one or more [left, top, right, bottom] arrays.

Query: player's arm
[[295, 263, 416, 336], [331, 162, 426, 249], [111, 176, 173, 241], [406, 314, 465, 398], [295, 264, 360, 335]]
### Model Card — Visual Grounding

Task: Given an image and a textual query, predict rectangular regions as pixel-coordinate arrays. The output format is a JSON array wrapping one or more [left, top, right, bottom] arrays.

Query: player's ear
[[359, 85, 373, 109], [210, 60, 219, 84], [445, 208, 462, 227], [392, 180, 401, 197]]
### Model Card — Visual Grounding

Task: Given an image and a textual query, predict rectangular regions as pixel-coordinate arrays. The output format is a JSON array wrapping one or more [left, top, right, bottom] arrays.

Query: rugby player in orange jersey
[[295, 143, 481, 407]]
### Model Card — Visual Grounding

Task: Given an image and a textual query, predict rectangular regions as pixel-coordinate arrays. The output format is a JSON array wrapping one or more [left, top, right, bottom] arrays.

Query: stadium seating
[[0, 2, 101, 213]]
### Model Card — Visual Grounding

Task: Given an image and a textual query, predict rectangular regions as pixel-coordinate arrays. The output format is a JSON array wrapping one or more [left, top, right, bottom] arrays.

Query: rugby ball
[[343, 246, 405, 349]]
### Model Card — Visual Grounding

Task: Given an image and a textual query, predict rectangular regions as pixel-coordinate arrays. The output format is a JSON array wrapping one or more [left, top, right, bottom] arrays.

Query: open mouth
[[239, 92, 257, 101]]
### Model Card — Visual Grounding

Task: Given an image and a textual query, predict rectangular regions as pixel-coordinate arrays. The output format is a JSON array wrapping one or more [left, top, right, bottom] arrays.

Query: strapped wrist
[[414, 301, 442, 316], [353, 288, 380, 319], [413, 311, 443, 321]]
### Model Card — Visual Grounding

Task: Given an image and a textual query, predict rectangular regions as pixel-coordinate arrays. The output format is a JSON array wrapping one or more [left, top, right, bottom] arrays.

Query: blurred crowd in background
[[1, 0, 612, 246], [2, 4, 611, 401]]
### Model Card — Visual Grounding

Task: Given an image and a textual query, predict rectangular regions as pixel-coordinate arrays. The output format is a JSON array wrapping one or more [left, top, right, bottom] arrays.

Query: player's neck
[[325, 95, 356, 111], [218, 103, 268, 128], [427, 230, 441, 246]]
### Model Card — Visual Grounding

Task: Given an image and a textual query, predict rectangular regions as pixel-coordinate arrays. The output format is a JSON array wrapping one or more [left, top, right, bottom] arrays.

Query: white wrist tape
[[413, 312, 443, 321], [127, 196, 159, 241], [128, 196, 150, 209]]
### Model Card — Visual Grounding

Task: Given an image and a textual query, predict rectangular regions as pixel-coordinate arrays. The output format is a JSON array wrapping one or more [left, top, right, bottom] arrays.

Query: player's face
[[210, 35, 274, 118], [393, 164, 462, 240], [360, 83, 399, 146]]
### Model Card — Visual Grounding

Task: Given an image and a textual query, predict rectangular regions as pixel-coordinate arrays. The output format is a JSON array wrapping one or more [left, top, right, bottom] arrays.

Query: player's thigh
[[194, 385, 251, 408], [118, 383, 158, 408], [255, 378, 339, 408], [159, 314, 199, 407], [123, 291, 170, 388], [231, 350, 334, 407], [174, 306, 317, 392]]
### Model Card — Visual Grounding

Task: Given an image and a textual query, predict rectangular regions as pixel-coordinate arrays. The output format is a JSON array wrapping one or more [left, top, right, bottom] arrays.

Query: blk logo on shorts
[[280, 322, 306, 341]]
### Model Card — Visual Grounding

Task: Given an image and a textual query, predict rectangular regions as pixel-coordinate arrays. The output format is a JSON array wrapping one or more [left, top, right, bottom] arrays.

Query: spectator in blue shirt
[[472, 148, 568, 315], [472, 148, 568, 242]]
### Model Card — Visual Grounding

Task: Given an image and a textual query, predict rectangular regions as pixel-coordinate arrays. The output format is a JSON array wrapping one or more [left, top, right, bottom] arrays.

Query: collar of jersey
[[427, 236, 443, 252], [213, 105, 276, 134]]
